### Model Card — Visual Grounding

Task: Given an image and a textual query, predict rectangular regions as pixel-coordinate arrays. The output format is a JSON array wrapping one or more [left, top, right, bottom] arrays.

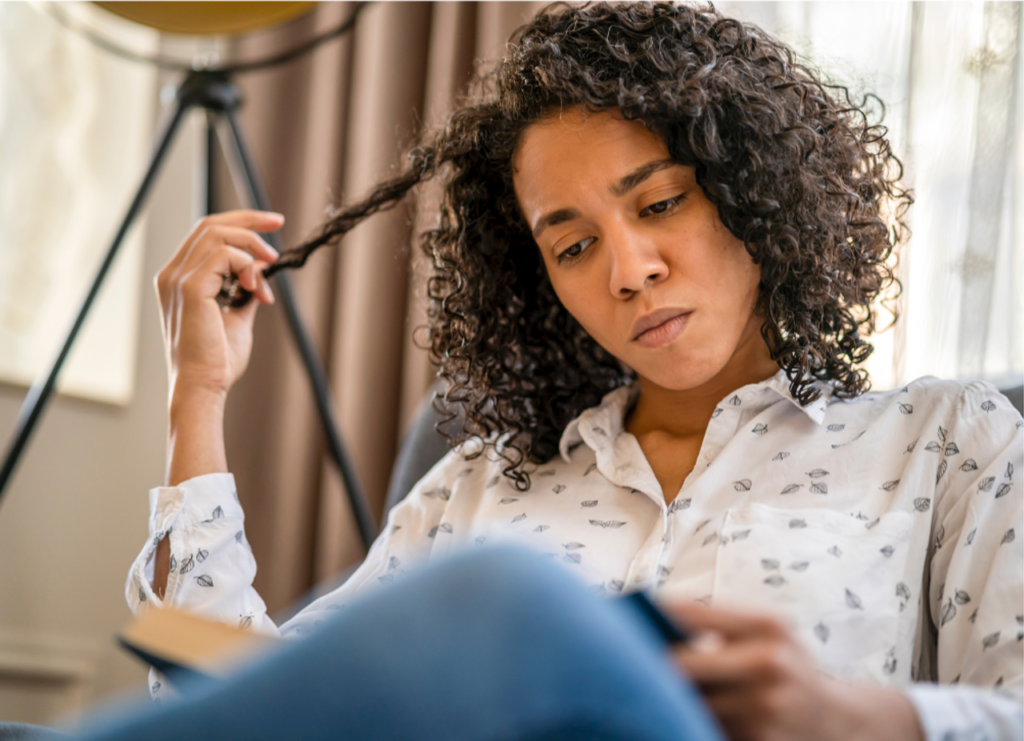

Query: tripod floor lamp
[[0, 2, 379, 551]]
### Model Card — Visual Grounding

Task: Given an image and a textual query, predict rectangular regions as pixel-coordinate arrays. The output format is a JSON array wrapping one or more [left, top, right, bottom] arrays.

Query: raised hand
[[155, 210, 281, 399]]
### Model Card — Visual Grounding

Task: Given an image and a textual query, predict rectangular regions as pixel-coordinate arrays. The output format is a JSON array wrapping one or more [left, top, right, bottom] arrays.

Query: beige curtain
[[217, 2, 545, 614]]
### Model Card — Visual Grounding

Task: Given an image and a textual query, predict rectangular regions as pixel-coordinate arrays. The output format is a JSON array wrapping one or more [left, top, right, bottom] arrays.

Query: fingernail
[[267, 212, 284, 220]]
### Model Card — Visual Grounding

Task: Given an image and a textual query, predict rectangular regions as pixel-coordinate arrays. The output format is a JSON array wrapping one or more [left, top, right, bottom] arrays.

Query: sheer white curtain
[[720, 1, 1023, 390]]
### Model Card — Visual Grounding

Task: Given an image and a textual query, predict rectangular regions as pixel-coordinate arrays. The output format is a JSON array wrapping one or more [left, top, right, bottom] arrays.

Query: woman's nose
[[607, 231, 669, 298]]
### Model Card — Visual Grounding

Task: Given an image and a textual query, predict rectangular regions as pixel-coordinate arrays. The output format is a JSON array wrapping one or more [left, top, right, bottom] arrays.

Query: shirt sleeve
[[905, 382, 1023, 740], [124, 473, 278, 636]]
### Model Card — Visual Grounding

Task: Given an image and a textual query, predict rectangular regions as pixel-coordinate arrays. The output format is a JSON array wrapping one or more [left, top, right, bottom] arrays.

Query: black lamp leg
[[0, 98, 191, 502], [217, 104, 378, 550]]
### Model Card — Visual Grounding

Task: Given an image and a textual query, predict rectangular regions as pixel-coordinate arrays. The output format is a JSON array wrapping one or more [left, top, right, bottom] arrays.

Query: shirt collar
[[558, 369, 833, 462]]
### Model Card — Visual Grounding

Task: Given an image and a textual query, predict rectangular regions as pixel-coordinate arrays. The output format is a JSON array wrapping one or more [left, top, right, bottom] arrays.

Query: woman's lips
[[633, 312, 691, 349]]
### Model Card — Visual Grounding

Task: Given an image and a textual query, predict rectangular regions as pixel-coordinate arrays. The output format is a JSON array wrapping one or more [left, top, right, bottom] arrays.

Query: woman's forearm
[[166, 386, 228, 486], [153, 386, 228, 598]]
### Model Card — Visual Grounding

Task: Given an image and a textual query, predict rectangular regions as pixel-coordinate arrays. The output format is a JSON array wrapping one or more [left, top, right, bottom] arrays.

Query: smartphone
[[619, 590, 691, 645]]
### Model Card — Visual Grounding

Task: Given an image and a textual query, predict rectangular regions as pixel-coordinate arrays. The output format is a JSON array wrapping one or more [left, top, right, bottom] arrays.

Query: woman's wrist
[[166, 385, 229, 486], [826, 679, 925, 741]]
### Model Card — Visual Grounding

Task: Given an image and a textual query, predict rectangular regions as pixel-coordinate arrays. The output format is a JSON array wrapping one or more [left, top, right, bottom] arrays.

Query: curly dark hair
[[263, 1, 912, 490]]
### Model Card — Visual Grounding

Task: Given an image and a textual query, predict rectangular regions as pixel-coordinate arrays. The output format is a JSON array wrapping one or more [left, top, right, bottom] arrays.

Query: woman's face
[[512, 107, 768, 393]]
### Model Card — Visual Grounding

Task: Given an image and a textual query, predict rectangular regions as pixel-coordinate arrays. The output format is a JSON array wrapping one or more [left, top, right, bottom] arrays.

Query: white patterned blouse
[[127, 370, 1023, 739]]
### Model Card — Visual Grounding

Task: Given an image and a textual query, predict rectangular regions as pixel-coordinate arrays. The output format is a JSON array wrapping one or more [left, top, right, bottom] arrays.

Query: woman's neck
[[626, 342, 780, 441]]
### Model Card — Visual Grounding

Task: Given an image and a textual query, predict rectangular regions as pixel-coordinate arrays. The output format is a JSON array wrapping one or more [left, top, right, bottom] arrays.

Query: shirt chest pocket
[[712, 503, 914, 684]]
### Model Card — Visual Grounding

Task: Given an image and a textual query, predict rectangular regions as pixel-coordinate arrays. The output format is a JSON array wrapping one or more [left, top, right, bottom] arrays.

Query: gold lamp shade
[[93, 2, 317, 35]]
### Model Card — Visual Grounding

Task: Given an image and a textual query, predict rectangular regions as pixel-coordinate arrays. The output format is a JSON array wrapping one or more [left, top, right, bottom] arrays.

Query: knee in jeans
[[430, 545, 583, 621]]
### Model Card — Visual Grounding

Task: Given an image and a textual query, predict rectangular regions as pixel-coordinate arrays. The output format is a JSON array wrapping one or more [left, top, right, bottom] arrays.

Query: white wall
[[0, 69, 198, 727]]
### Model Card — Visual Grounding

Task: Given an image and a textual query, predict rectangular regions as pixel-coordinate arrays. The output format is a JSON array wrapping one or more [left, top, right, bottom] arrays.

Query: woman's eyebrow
[[532, 208, 580, 238], [531, 158, 679, 238], [610, 158, 678, 197]]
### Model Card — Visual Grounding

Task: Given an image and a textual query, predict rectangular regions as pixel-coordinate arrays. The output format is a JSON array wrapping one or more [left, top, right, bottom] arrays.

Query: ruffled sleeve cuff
[[904, 682, 1023, 741], [126, 473, 242, 613]]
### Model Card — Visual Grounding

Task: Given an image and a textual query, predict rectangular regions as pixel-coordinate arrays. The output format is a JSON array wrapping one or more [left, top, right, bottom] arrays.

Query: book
[[119, 607, 277, 681]]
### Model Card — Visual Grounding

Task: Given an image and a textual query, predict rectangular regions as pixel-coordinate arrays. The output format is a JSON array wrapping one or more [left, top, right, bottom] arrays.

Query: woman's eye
[[640, 193, 686, 217], [557, 237, 595, 265]]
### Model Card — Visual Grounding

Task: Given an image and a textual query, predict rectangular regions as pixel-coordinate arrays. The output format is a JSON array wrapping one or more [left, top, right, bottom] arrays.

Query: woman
[[127, 3, 1021, 740]]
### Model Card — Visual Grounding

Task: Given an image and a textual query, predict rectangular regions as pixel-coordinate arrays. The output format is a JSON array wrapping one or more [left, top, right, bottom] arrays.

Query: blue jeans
[[79, 547, 724, 741]]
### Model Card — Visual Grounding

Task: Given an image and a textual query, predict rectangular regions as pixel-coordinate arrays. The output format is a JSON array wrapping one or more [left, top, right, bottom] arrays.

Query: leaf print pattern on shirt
[[511, 513, 527, 523], [668, 498, 691, 514], [195, 575, 214, 587], [733, 479, 752, 491], [590, 519, 626, 528], [814, 622, 830, 643], [982, 632, 1000, 650], [941, 598, 957, 627], [883, 648, 897, 675], [898, 402, 913, 414], [581, 500, 598, 508], [127, 374, 1023, 733], [428, 523, 454, 538], [845, 589, 864, 610], [1001, 528, 1015, 545], [201, 506, 224, 524]]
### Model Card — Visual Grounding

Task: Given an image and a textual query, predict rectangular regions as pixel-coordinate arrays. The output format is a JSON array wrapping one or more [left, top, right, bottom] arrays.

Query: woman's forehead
[[512, 109, 678, 210]]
